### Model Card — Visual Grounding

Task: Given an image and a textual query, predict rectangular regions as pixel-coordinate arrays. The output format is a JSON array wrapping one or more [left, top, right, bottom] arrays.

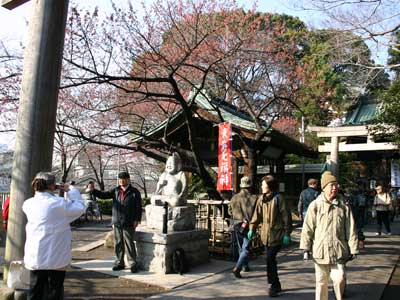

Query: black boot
[[269, 283, 281, 297], [232, 267, 242, 278]]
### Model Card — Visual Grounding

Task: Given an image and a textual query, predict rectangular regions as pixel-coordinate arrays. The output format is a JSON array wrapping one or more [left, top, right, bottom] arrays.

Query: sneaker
[[112, 264, 125, 271], [386, 232, 392, 236], [375, 232, 381, 236], [243, 266, 250, 272], [232, 267, 242, 279], [130, 265, 138, 273]]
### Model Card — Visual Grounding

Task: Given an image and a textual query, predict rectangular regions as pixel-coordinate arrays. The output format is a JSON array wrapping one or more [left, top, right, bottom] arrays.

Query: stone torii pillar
[[2, 0, 70, 281], [308, 125, 398, 179]]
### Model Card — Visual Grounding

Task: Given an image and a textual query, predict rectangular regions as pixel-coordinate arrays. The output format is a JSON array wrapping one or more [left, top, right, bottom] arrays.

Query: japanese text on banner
[[217, 123, 232, 191], [391, 160, 400, 187]]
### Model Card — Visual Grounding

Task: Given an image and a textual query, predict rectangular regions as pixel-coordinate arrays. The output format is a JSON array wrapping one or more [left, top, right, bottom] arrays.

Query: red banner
[[217, 123, 233, 191]]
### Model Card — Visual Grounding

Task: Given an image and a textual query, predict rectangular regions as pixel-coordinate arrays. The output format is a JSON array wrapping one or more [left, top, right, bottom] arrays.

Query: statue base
[[145, 204, 196, 231], [134, 227, 210, 274]]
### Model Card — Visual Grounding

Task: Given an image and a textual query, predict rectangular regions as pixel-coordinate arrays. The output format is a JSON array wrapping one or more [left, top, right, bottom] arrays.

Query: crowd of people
[[1, 169, 398, 299], [228, 171, 398, 299]]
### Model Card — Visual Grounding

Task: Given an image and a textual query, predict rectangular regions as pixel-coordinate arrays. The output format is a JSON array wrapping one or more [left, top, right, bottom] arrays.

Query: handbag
[[236, 219, 249, 236], [7, 261, 30, 290]]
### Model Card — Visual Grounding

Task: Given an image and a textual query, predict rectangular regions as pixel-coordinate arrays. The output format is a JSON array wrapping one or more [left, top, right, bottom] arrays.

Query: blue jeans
[[235, 230, 251, 270]]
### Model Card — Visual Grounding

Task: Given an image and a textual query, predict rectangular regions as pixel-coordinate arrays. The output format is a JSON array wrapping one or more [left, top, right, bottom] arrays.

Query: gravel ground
[[0, 216, 165, 300], [65, 216, 166, 300]]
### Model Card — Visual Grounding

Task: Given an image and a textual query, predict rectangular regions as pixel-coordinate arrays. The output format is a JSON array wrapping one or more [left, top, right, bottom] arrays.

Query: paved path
[[147, 228, 399, 300], [72, 220, 400, 300]]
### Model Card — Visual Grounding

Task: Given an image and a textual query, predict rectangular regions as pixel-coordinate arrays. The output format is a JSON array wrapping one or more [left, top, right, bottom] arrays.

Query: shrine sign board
[[217, 122, 233, 191]]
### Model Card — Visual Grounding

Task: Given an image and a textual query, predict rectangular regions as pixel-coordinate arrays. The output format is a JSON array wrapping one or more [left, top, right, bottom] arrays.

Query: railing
[[187, 199, 264, 257]]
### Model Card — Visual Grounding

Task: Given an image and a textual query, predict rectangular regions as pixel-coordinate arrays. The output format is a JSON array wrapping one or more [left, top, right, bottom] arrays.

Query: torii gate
[[2, 0, 69, 280], [309, 125, 398, 178]]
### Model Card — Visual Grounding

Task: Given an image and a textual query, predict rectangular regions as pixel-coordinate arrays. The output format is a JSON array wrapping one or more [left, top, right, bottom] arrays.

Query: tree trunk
[[170, 85, 221, 200], [143, 178, 148, 198], [61, 152, 67, 183], [184, 116, 221, 200], [245, 142, 258, 194]]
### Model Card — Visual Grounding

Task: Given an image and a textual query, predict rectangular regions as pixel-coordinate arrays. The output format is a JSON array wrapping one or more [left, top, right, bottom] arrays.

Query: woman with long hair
[[374, 185, 392, 235]]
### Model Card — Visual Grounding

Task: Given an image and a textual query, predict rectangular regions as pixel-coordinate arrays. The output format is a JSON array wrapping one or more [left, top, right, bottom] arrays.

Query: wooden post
[[232, 156, 239, 193], [4, 0, 70, 281]]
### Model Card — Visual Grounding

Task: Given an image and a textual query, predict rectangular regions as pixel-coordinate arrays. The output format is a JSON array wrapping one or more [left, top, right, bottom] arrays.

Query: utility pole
[[2, 0, 70, 281]]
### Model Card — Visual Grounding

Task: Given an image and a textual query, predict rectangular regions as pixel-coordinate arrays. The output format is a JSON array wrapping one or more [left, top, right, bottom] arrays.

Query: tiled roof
[[344, 94, 380, 125], [191, 90, 269, 132]]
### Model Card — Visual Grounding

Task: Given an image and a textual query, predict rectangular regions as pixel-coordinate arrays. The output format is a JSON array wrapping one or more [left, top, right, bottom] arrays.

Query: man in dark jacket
[[91, 171, 142, 273], [228, 176, 257, 278], [298, 178, 319, 222]]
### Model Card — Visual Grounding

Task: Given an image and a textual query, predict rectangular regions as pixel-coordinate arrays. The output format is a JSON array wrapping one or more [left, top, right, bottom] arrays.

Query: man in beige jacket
[[300, 171, 358, 300]]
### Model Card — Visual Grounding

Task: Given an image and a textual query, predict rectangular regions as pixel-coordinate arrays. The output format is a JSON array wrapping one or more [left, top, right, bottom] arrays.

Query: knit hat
[[240, 176, 251, 188], [321, 171, 337, 189]]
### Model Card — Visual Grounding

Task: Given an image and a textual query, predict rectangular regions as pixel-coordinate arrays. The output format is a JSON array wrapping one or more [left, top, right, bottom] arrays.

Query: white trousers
[[314, 263, 346, 300]]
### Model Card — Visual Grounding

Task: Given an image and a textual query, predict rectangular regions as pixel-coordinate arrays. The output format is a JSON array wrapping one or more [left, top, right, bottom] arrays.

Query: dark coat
[[298, 187, 319, 215], [92, 184, 142, 226], [228, 189, 257, 224]]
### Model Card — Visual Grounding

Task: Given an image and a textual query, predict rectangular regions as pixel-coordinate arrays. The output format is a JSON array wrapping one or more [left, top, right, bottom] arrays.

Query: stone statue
[[151, 152, 188, 207]]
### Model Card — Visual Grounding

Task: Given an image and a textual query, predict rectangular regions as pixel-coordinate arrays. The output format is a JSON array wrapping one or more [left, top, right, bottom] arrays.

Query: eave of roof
[[344, 94, 380, 126], [133, 89, 316, 157]]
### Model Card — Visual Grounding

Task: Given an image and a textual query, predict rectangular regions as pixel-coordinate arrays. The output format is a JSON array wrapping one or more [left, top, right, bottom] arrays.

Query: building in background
[[0, 151, 12, 194]]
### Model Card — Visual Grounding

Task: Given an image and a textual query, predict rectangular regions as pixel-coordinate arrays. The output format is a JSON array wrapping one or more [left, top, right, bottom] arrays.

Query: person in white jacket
[[373, 185, 392, 235], [23, 172, 85, 300], [68, 180, 83, 202]]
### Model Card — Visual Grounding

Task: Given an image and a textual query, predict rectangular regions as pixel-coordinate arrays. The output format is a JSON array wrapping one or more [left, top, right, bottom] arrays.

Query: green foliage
[[297, 29, 388, 127], [338, 152, 359, 189], [388, 30, 400, 77], [297, 30, 348, 124], [95, 197, 151, 215], [285, 153, 325, 164], [97, 199, 112, 215], [142, 197, 151, 206], [371, 78, 400, 146], [188, 174, 208, 199]]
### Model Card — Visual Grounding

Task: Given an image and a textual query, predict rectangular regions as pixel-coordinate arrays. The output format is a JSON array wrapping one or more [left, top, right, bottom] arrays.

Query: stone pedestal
[[145, 205, 196, 232], [134, 227, 209, 274]]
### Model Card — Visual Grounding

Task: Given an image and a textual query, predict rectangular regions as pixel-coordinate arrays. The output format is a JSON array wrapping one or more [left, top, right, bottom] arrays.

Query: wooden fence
[[187, 199, 263, 257]]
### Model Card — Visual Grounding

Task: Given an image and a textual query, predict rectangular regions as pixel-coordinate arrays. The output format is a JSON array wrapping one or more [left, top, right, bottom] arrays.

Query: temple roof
[[134, 90, 316, 159], [344, 94, 380, 125]]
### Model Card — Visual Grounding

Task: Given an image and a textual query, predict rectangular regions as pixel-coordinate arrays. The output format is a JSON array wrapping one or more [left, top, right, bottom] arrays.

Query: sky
[[0, 0, 386, 150], [0, 0, 323, 149], [0, 0, 322, 44]]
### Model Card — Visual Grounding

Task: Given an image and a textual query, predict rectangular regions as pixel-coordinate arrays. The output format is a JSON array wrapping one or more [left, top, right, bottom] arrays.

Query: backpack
[[171, 248, 188, 275]]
